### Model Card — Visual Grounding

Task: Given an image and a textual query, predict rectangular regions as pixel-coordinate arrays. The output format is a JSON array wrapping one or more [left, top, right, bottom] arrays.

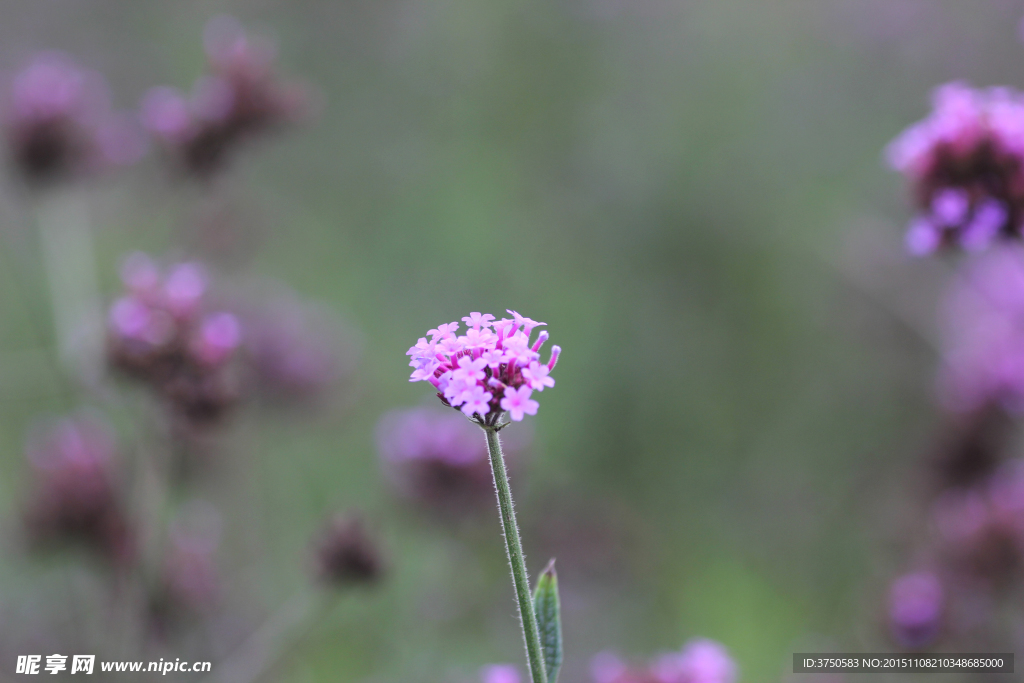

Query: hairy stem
[[484, 424, 547, 683]]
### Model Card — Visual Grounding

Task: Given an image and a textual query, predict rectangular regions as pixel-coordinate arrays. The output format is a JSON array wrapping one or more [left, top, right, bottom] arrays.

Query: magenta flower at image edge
[[887, 82, 1024, 255], [407, 310, 560, 427]]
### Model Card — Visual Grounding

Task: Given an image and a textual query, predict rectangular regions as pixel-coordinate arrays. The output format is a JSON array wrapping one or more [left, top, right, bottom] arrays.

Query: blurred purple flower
[[141, 16, 308, 178], [481, 664, 520, 683], [2, 52, 144, 185], [938, 246, 1024, 413], [888, 571, 944, 649], [192, 312, 241, 366], [928, 406, 1011, 490], [108, 252, 241, 424], [163, 521, 220, 608], [238, 291, 357, 406], [313, 513, 385, 587], [887, 83, 1024, 254], [932, 468, 1024, 584], [591, 640, 737, 683], [652, 640, 738, 683], [377, 407, 531, 511], [148, 503, 222, 634], [989, 459, 1024, 521], [592, 652, 636, 683], [22, 414, 133, 565]]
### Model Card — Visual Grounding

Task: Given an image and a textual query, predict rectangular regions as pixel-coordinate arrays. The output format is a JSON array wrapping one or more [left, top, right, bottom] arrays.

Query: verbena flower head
[[887, 82, 1024, 254], [407, 311, 559, 427], [2, 52, 143, 185], [141, 16, 307, 178], [939, 246, 1024, 413], [887, 571, 944, 649]]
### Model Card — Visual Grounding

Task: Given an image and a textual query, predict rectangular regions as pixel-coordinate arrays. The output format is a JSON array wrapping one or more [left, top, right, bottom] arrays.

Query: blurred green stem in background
[[484, 423, 548, 683], [37, 188, 104, 389], [204, 591, 334, 683]]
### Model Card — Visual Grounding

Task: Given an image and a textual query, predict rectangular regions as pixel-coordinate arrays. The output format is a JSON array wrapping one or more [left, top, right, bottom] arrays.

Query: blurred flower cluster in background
[[3, 1, 1024, 682]]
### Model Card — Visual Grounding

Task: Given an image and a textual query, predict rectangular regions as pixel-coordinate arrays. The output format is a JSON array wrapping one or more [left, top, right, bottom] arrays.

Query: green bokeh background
[[0, 1, 1018, 681]]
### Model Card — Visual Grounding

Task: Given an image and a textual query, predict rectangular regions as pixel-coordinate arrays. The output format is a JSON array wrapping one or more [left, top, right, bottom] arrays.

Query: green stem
[[483, 423, 547, 683], [36, 188, 105, 388]]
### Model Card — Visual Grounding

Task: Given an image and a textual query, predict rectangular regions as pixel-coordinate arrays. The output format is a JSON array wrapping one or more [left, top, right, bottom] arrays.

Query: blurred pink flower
[[239, 292, 357, 406], [939, 246, 1024, 413], [2, 52, 143, 185], [22, 414, 133, 565], [108, 252, 241, 424], [888, 83, 1024, 254], [931, 461, 1024, 583], [141, 16, 308, 178], [888, 572, 943, 649], [313, 513, 385, 587], [481, 664, 520, 683], [590, 640, 737, 683], [147, 503, 223, 634], [377, 407, 531, 511]]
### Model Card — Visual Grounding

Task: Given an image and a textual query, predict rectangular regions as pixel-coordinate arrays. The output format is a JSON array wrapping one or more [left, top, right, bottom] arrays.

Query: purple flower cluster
[[407, 311, 559, 426], [141, 16, 307, 177], [2, 52, 142, 185], [377, 407, 531, 510], [591, 640, 737, 683], [888, 83, 1024, 254], [107, 252, 242, 423], [938, 246, 1024, 413], [22, 415, 133, 565]]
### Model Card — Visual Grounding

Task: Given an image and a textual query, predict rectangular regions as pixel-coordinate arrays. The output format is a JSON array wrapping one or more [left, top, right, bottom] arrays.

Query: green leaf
[[532, 559, 563, 683]]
